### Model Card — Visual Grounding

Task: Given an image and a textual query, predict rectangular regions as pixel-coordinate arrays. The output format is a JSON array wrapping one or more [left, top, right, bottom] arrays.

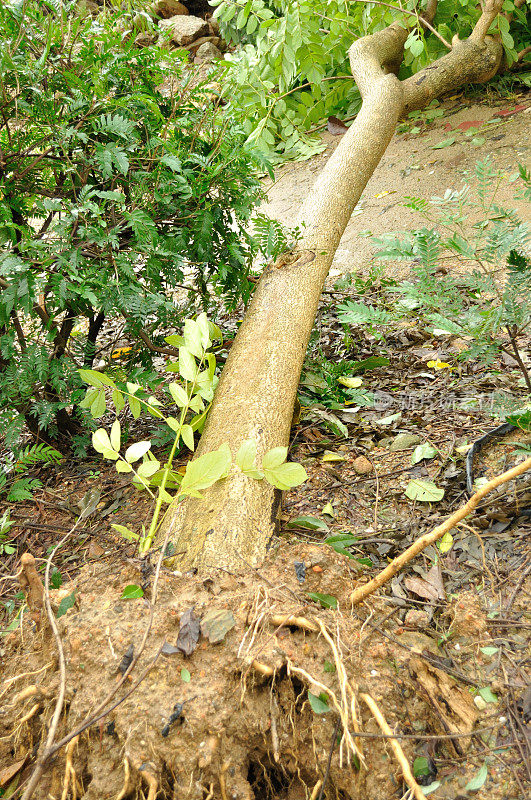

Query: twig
[[504, 557, 531, 614], [350, 457, 531, 605], [359, 692, 424, 800], [21, 519, 83, 800], [316, 716, 342, 800]]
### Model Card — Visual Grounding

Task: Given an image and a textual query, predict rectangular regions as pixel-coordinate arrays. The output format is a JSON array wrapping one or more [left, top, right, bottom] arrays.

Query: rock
[[194, 41, 223, 62], [159, 14, 210, 46], [135, 31, 157, 47], [186, 34, 221, 53], [150, 0, 189, 18], [404, 609, 430, 629], [208, 17, 220, 36], [352, 456, 373, 475], [389, 433, 422, 451]]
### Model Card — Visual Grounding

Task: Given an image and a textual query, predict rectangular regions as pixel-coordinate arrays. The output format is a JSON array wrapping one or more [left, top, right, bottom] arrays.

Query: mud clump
[[0, 543, 510, 799]]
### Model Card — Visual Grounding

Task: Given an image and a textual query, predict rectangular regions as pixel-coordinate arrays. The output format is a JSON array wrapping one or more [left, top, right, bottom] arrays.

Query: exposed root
[[359, 693, 424, 800], [219, 760, 230, 800], [0, 663, 52, 702], [61, 736, 80, 800], [269, 614, 319, 633], [115, 757, 131, 800]]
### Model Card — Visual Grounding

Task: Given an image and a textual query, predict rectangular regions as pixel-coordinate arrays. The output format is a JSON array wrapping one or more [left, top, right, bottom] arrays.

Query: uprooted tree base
[[3, 541, 511, 800]]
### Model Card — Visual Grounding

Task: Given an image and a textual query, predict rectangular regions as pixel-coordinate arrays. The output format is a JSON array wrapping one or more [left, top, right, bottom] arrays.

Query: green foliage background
[[212, 0, 531, 159], [0, 0, 267, 447]]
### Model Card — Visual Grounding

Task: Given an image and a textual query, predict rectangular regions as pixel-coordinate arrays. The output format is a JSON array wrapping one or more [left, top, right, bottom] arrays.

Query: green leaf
[[480, 646, 499, 657], [180, 445, 232, 496], [323, 660, 336, 674], [112, 524, 139, 541], [464, 762, 488, 792], [413, 757, 431, 779], [411, 443, 438, 464], [432, 137, 456, 149], [179, 347, 197, 382], [56, 592, 76, 618], [264, 461, 307, 490], [137, 460, 160, 479], [437, 531, 453, 553], [116, 461, 133, 473], [110, 419, 121, 452], [121, 584, 144, 599], [236, 439, 257, 472], [92, 429, 117, 458], [90, 389, 107, 419], [262, 446, 288, 470], [169, 381, 189, 407], [405, 480, 444, 502], [478, 686, 498, 704], [125, 441, 151, 463], [308, 692, 330, 714], [129, 396, 141, 419], [181, 667, 191, 683], [112, 389, 125, 413], [79, 369, 116, 388], [181, 424, 195, 451], [50, 569, 63, 589], [307, 592, 337, 610], [288, 515, 329, 531]]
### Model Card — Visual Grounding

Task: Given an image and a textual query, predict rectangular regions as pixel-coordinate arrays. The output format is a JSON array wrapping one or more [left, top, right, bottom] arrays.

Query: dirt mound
[[2, 541, 511, 800]]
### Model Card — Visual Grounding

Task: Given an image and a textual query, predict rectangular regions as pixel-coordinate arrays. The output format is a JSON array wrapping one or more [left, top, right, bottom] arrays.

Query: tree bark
[[160, 4, 504, 572]]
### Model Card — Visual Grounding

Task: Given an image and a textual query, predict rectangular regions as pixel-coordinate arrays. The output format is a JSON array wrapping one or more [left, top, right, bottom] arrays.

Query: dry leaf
[[327, 116, 348, 135]]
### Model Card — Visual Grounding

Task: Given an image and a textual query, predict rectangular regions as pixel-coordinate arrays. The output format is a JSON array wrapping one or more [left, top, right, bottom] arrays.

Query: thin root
[[359, 692, 424, 800]]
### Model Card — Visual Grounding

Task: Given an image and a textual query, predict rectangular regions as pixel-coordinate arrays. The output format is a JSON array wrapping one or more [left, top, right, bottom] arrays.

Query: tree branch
[[351, 456, 531, 605]]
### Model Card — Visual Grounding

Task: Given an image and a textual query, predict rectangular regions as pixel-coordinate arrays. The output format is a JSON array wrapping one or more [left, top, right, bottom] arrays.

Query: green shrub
[[0, 0, 266, 449]]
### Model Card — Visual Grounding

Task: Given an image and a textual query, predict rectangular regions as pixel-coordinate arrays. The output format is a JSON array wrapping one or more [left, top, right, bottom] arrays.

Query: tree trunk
[[161, 4, 504, 572]]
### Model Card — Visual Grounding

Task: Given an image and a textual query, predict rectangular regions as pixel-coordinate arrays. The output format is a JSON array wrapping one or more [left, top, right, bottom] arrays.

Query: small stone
[[194, 41, 223, 62], [150, 0, 189, 18], [389, 433, 422, 451], [474, 695, 488, 710], [352, 456, 373, 475], [404, 609, 430, 629], [159, 14, 210, 46]]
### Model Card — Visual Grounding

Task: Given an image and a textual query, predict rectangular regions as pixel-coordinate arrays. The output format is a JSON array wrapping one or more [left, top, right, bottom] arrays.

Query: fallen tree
[[5, 3, 531, 799], [163, 0, 522, 571]]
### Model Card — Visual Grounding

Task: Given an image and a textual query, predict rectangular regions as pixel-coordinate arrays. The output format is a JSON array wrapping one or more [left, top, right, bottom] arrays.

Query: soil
[[261, 93, 530, 279], [1, 92, 530, 800]]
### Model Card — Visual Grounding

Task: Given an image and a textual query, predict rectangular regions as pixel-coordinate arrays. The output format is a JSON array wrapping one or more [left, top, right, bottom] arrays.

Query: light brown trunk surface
[[161, 14, 503, 572]]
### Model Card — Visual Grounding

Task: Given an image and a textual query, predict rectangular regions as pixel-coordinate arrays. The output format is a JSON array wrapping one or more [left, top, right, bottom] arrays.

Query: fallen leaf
[[327, 116, 348, 135], [0, 758, 27, 787], [201, 608, 236, 644], [322, 451, 346, 462], [456, 120, 482, 131], [405, 479, 444, 502], [404, 576, 440, 601], [287, 515, 329, 532], [177, 607, 200, 656], [498, 104, 526, 117]]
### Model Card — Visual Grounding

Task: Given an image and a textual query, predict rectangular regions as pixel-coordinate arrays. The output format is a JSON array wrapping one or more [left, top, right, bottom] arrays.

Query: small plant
[[81, 313, 307, 552], [337, 160, 531, 401], [0, 443, 63, 502], [0, 511, 16, 555]]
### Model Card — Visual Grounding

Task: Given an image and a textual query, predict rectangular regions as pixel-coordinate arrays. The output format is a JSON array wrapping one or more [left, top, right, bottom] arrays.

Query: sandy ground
[[261, 94, 530, 278]]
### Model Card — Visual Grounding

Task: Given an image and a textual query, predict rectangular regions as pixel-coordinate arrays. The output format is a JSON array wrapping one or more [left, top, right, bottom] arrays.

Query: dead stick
[[359, 692, 424, 800], [351, 457, 531, 605]]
